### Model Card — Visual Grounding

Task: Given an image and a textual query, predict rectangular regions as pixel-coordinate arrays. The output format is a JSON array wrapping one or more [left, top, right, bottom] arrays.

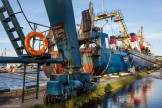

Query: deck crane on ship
[[78, 1, 159, 74], [94, 10, 131, 48]]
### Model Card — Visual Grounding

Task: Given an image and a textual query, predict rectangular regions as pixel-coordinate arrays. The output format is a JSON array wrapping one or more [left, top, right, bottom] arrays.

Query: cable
[[16, 0, 33, 31]]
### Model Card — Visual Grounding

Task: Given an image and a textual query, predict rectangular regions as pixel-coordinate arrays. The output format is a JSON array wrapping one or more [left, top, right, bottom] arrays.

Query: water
[[85, 72, 162, 108], [0, 63, 47, 90], [0, 63, 6, 67]]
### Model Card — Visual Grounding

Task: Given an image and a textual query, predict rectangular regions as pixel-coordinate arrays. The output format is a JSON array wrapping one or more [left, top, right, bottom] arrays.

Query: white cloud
[[0, 38, 10, 43], [144, 33, 162, 40]]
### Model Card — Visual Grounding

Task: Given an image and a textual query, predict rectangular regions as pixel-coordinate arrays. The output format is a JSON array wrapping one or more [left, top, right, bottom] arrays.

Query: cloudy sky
[[0, 0, 162, 56]]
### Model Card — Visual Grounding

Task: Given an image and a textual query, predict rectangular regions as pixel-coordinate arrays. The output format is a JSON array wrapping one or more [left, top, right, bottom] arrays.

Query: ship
[[43, 1, 156, 77], [6, 63, 38, 73]]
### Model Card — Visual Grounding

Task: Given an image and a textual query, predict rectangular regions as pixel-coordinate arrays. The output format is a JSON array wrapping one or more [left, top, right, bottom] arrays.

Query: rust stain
[[42, 51, 64, 78], [42, 30, 97, 77]]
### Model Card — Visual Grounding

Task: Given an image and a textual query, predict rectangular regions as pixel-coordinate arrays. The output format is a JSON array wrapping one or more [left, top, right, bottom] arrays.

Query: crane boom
[[94, 11, 130, 46], [43, 0, 81, 69]]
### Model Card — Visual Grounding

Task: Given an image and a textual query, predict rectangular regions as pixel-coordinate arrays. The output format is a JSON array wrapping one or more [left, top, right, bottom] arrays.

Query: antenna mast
[[5, 48, 6, 56], [102, 0, 105, 13]]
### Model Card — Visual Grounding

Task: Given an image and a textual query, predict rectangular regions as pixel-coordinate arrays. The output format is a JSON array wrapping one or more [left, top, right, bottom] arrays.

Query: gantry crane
[[94, 11, 131, 47]]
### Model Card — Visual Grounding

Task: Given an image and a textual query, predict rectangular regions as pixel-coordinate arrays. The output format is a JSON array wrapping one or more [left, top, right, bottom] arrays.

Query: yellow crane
[[137, 26, 144, 45], [94, 11, 130, 47]]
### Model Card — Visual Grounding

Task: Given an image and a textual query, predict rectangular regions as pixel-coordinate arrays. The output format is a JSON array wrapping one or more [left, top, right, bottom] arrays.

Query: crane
[[0, 0, 95, 104], [137, 26, 144, 45], [94, 11, 130, 47]]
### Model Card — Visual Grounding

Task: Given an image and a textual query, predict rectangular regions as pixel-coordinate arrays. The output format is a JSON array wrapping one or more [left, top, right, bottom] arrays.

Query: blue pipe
[[0, 57, 63, 63]]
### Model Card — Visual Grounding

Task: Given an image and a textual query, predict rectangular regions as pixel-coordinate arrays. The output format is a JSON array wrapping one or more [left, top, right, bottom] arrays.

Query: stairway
[[22, 64, 40, 103], [0, 0, 26, 56]]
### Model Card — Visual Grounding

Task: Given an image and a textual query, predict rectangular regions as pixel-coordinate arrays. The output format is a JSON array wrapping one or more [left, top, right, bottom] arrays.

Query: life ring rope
[[24, 32, 48, 57]]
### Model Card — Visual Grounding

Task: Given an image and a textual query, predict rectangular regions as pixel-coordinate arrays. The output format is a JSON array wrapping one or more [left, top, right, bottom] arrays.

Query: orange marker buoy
[[24, 32, 48, 57]]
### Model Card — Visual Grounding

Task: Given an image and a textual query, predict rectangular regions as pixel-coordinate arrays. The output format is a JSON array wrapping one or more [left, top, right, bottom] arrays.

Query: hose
[[16, 0, 33, 31]]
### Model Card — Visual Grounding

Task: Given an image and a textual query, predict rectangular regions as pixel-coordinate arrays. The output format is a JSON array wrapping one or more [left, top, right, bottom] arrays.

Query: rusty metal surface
[[42, 52, 63, 78]]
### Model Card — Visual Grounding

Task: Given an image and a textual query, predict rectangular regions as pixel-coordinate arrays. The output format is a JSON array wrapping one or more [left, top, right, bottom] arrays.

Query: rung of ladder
[[11, 37, 20, 41], [7, 27, 16, 32], [1, 17, 11, 23], [9, 11, 22, 16], [24, 97, 37, 101], [24, 89, 36, 93], [17, 46, 24, 50], [7, 27, 23, 32], [25, 72, 37, 74], [26, 85, 38, 89], [0, 6, 6, 13]]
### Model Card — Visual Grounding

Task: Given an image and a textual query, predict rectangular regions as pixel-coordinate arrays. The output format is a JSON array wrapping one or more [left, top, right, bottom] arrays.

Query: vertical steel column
[[22, 63, 26, 103], [32, 24, 37, 49], [36, 63, 40, 99], [44, 0, 82, 68]]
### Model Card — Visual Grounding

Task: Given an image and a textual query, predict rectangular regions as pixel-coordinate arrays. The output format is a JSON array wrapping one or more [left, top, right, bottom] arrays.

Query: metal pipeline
[[0, 57, 63, 64]]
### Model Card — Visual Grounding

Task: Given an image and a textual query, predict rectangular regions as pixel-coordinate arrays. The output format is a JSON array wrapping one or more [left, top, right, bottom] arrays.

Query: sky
[[0, 0, 162, 56]]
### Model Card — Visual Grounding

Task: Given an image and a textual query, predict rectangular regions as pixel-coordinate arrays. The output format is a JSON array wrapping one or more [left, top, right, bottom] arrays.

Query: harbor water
[[85, 71, 162, 108], [0, 63, 47, 90]]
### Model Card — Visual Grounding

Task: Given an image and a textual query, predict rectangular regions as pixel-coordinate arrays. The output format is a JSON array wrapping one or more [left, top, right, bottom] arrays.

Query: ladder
[[22, 63, 40, 103], [0, 0, 41, 102], [0, 0, 26, 56]]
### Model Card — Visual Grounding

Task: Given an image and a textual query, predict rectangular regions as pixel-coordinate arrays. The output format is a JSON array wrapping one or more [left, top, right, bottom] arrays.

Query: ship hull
[[130, 51, 155, 70], [42, 49, 155, 77], [81, 49, 155, 76]]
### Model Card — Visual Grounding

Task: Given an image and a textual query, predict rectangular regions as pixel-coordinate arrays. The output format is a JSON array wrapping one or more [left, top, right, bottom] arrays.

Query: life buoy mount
[[24, 32, 48, 57]]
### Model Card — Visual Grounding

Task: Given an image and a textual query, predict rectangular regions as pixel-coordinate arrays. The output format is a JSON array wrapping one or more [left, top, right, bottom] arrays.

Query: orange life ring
[[24, 32, 48, 57]]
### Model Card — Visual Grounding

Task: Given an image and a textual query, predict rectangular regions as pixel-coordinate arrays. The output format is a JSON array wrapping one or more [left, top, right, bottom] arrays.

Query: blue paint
[[43, 0, 81, 68], [46, 81, 63, 95], [81, 31, 154, 75]]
